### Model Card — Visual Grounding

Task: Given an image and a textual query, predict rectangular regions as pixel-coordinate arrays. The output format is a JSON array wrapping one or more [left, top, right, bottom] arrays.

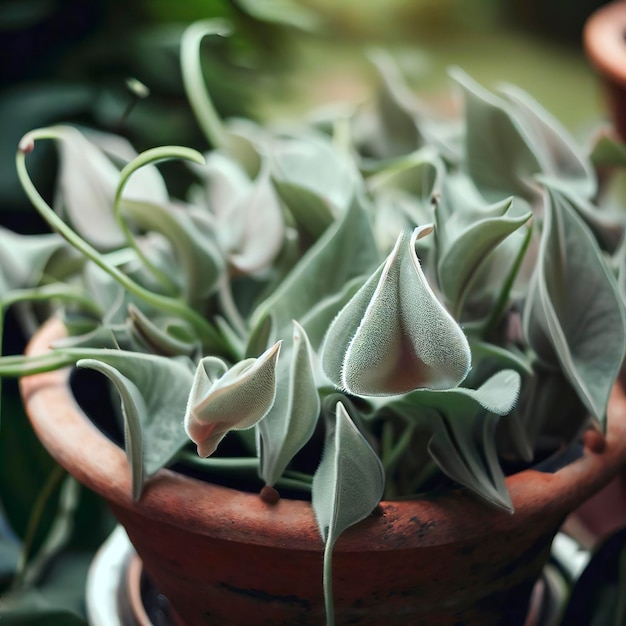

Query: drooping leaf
[[73, 350, 195, 498], [258, 321, 320, 486], [322, 226, 471, 395], [428, 410, 512, 511], [523, 186, 626, 424], [388, 369, 521, 510], [312, 401, 385, 626], [185, 342, 281, 457]]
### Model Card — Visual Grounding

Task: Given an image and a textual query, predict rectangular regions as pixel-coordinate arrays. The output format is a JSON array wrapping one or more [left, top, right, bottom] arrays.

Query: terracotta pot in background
[[584, 1, 626, 141], [21, 319, 626, 626]]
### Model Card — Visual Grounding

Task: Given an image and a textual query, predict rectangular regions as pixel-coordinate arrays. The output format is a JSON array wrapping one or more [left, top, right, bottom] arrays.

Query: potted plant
[[3, 20, 626, 626]]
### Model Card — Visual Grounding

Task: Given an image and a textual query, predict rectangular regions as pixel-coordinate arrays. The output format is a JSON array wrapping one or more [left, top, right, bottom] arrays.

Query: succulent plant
[[2, 20, 626, 625]]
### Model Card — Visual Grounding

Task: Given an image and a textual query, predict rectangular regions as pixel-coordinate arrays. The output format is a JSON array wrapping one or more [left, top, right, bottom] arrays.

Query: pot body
[[21, 320, 626, 625], [584, 1, 626, 141]]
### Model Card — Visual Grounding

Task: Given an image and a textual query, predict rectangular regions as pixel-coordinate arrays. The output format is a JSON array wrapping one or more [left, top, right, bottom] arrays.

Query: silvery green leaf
[[437, 199, 531, 315], [76, 359, 145, 500], [299, 276, 364, 350], [74, 351, 195, 499], [359, 49, 421, 161], [428, 410, 513, 511], [271, 135, 356, 239], [389, 369, 522, 418], [222, 166, 285, 274], [322, 226, 471, 395], [541, 179, 624, 253], [313, 400, 385, 541], [523, 187, 626, 424], [500, 84, 596, 199], [53, 125, 167, 249], [196, 153, 285, 273], [185, 342, 281, 457], [0, 228, 68, 295], [451, 68, 541, 201], [127, 303, 200, 358], [312, 401, 385, 625], [121, 199, 224, 304], [199, 151, 252, 214], [391, 370, 520, 510], [252, 192, 380, 336], [258, 322, 320, 486]]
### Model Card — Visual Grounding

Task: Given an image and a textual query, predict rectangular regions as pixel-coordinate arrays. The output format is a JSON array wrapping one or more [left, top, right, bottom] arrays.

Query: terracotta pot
[[584, 1, 626, 141], [21, 319, 626, 625]]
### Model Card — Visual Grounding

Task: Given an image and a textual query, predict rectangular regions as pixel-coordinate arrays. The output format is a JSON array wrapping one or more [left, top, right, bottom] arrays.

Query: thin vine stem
[[113, 147, 200, 296], [180, 20, 232, 149], [482, 222, 533, 339], [16, 130, 235, 357]]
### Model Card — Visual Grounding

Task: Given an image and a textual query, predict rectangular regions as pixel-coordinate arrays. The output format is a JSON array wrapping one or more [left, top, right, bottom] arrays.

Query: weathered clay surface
[[22, 319, 626, 625]]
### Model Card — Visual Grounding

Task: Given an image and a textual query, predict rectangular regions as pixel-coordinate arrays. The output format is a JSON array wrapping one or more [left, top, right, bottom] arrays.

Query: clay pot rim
[[584, 1, 626, 85], [21, 318, 626, 552]]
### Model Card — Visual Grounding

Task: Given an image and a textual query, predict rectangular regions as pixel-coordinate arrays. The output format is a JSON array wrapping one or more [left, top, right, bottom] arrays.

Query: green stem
[[0, 352, 77, 377], [3, 284, 102, 317], [323, 539, 336, 626], [180, 20, 232, 149], [16, 131, 233, 357], [482, 222, 533, 339], [114, 147, 201, 296]]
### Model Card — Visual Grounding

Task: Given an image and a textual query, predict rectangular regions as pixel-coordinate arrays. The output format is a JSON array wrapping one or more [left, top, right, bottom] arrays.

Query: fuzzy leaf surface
[[322, 226, 471, 395], [524, 187, 626, 423], [185, 343, 281, 457], [74, 350, 195, 498], [258, 322, 320, 486]]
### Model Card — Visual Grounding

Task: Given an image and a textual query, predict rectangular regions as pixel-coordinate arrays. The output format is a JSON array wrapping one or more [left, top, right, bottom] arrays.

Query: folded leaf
[[185, 342, 281, 457], [258, 321, 320, 486], [75, 351, 195, 499], [322, 226, 471, 395]]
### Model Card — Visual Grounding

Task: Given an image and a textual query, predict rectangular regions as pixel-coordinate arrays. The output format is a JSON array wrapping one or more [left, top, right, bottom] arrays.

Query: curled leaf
[[74, 351, 195, 499], [258, 321, 320, 486], [322, 226, 471, 395], [185, 342, 281, 457]]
